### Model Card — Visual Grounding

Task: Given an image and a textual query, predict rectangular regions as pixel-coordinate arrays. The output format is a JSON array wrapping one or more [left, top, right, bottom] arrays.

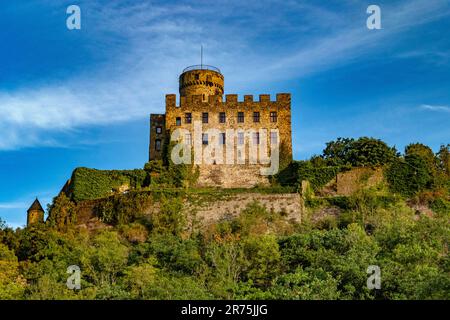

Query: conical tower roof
[[27, 198, 44, 213]]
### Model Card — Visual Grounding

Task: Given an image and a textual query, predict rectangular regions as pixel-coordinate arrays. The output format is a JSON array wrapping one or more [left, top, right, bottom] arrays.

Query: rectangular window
[[155, 139, 161, 151], [237, 132, 245, 145], [237, 112, 244, 123], [252, 132, 260, 145], [270, 111, 277, 122], [202, 133, 208, 145], [219, 112, 226, 123], [219, 133, 226, 145], [202, 112, 209, 124], [156, 126, 162, 134], [253, 112, 260, 123], [270, 132, 278, 144], [176, 117, 181, 126], [185, 113, 192, 124], [185, 133, 192, 145]]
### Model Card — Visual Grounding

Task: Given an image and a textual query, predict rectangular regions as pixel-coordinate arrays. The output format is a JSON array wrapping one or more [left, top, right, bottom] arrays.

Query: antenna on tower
[[200, 45, 203, 69]]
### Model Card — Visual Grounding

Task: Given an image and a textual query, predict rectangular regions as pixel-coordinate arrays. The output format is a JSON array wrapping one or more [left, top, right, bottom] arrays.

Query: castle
[[149, 65, 293, 188], [25, 64, 294, 226]]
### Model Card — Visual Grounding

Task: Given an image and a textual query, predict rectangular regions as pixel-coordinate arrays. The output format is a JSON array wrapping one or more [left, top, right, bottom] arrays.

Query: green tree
[[347, 137, 397, 167], [151, 196, 185, 236], [242, 235, 281, 287], [437, 144, 450, 177], [323, 137, 355, 166], [323, 137, 397, 167], [405, 143, 437, 169], [47, 194, 77, 230], [0, 243, 26, 299], [268, 267, 340, 300], [386, 154, 432, 196], [83, 231, 129, 288]]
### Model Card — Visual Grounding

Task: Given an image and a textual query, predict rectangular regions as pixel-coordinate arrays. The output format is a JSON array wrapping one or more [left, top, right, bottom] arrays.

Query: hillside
[[0, 138, 449, 300]]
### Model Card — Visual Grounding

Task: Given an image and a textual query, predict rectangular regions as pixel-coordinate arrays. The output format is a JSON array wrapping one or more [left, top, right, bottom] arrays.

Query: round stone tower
[[179, 65, 224, 102]]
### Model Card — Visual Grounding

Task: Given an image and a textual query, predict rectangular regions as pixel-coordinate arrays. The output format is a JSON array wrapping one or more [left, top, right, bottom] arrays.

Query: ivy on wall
[[68, 167, 148, 202], [276, 161, 351, 191]]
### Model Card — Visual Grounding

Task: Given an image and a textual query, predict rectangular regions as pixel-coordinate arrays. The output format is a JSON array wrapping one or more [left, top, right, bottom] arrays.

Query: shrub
[[385, 154, 432, 197], [323, 137, 397, 167]]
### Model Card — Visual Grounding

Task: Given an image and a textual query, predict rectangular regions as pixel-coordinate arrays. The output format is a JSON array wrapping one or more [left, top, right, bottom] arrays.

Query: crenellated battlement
[[150, 66, 293, 186], [166, 93, 291, 109]]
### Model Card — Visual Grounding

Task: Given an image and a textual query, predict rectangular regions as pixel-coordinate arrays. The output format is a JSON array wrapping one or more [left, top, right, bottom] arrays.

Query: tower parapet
[[179, 65, 224, 102]]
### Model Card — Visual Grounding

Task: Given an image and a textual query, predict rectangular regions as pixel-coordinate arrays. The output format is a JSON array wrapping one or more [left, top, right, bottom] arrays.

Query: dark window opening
[[270, 111, 278, 122], [195, 74, 200, 80], [219, 112, 226, 123], [155, 139, 161, 151], [176, 117, 181, 126], [253, 112, 260, 123], [202, 133, 208, 145], [237, 112, 244, 123], [185, 113, 192, 124], [202, 112, 209, 123]]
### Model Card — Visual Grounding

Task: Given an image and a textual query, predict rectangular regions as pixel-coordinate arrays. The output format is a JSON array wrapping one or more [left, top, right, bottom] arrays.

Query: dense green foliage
[[385, 144, 450, 197], [0, 193, 448, 300], [1, 137, 448, 300], [276, 160, 350, 191], [385, 155, 432, 196], [69, 167, 148, 202], [323, 137, 397, 167], [277, 138, 449, 199]]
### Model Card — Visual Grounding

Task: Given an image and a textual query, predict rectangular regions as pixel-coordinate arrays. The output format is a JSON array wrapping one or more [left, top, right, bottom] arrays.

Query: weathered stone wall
[[336, 167, 384, 195], [149, 114, 166, 161], [162, 93, 292, 187], [27, 209, 44, 226], [186, 192, 303, 227], [195, 164, 270, 188], [179, 69, 224, 99], [71, 191, 302, 230]]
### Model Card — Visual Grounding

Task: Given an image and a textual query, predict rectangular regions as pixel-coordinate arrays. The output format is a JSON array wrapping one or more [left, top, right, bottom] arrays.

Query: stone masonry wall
[[162, 93, 292, 187], [72, 192, 303, 230], [185, 192, 303, 227]]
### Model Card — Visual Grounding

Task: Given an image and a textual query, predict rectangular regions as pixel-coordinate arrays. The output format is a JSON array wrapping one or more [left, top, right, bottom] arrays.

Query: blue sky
[[1, 0, 449, 228]]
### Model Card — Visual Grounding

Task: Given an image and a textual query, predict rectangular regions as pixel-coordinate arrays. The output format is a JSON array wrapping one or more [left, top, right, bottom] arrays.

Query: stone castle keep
[[149, 65, 293, 188], [24, 65, 294, 226]]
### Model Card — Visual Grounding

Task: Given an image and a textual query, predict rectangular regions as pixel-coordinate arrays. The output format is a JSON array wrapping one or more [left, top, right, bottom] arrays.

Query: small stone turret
[[27, 198, 45, 226], [179, 65, 224, 102]]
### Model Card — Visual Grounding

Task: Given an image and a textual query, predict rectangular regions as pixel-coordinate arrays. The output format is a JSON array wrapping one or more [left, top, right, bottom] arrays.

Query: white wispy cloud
[[0, 202, 28, 209], [420, 104, 450, 113], [1, 0, 449, 150]]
